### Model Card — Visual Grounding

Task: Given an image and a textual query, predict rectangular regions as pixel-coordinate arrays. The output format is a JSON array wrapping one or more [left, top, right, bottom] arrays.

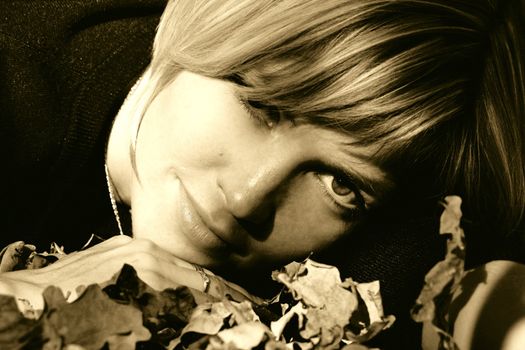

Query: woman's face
[[129, 71, 391, 272]]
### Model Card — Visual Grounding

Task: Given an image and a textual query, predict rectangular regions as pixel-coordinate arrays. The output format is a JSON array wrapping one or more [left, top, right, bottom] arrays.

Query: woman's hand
[[0, 235, 261, 313]]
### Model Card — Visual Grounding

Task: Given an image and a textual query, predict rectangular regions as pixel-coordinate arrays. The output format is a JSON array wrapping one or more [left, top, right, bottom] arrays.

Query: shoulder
[[452, 260, 525, 350]]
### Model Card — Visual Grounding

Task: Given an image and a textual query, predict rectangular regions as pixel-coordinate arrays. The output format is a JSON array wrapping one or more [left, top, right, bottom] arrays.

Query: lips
[[176, 178, 233, 253]]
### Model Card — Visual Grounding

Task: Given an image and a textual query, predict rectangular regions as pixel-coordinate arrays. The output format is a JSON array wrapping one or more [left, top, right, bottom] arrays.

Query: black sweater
[[1, 0, 166, 250]]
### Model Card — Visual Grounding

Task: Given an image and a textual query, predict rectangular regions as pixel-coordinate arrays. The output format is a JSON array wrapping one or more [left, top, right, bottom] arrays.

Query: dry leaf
[[271, 259, 393, 349], [0, 294, 43, 349], [43, 285, 150, 350], [411, 195, 465, 350], [217, 321, 271, 349]]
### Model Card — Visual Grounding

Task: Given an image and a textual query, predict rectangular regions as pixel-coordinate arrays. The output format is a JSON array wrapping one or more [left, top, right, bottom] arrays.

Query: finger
[[137, 267, 255, 304], [159, 261, 262, 304], [0, 241, 27, 272], [117, 242, 263, 303], [75, 234, 132, 252], [132, 262, 204, 293], [125, 238, 196, 270], [121, 254, 234, 301], [34, 235, 133, 273], [35, 238, 178, 285]]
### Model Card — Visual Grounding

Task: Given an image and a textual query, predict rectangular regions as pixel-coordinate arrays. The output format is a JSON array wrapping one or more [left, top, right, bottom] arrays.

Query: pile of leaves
[[0, 196, 467, 350], [0, 260, 395, 349]]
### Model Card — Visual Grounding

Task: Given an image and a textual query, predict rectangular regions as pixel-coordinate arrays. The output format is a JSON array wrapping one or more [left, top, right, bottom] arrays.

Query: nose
[[217, 145, 300, 225]]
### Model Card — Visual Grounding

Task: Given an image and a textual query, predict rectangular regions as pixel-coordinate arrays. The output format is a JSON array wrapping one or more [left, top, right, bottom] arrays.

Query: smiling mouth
[[176, 178, 232, 253]]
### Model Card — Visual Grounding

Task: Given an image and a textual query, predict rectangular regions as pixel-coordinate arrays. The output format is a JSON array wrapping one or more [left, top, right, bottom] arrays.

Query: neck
[[106, 72, 148, 205]]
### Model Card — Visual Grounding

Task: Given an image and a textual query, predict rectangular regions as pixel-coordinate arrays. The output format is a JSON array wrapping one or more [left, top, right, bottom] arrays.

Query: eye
[[316, 172, 366, 211]]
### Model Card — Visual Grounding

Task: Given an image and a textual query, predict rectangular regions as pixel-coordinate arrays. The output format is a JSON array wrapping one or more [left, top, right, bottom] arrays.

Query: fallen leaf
[[103, 264, 199, 347], [272, 259, 359, 339], [43, 284, 150, 350], [181, 302, 233, 335], [345, 281, 395, 343], [270, 303, 307, 339], [0, 294, 43, 349], [271, 259, 394, 348], [217, 321, 272, 349], [411, 195, 465, 350]]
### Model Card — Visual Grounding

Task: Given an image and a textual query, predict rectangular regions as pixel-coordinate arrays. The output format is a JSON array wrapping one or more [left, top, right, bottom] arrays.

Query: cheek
[[129, 169, 179, 240], [137, 84, 220, 160], [252, 176, 353, 262]]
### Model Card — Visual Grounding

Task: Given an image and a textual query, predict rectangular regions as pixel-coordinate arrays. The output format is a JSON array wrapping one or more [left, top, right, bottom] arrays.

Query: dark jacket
[[1, 0, 166, 250]]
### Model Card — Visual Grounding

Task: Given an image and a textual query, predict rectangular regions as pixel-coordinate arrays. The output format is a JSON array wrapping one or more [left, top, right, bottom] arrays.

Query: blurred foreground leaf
[[411, 195, 465, 350]]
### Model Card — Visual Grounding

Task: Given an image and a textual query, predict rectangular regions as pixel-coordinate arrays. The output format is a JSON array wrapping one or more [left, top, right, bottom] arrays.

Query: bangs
[[151, 0, 482, 169], [226, 42, 471, 169]]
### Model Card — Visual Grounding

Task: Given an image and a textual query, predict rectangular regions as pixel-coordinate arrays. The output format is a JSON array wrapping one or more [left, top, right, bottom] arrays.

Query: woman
[[1, 0, 524, 348]]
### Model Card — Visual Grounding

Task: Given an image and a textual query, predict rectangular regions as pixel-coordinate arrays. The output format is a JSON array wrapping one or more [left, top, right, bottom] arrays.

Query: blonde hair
[[136, 0, 525, 235]]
